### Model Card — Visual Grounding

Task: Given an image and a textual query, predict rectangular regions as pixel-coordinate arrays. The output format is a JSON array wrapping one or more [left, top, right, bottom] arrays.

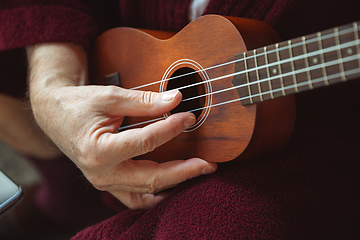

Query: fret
[[354, 22, 360, 69], [287, 40, 299, 92], [232, 53, 253, 106], [275, 43, 286, 96], [264, 47, 274, 99], [321, 27, 343, 85], [304, 33, 325, 89], [245, 51, 263, 103], [253, 49, 263, 101], [233, 21, 360, 106], [302, 36, 313, 89], [291, 37, 310, 91], [277, 41, 297, 95], [317, 32, 329, 85], [337, 23, 360, 81], [255, 47, 272, 101], [338, 24, 357, 55], [334, 27, 346, 81], [266, 44, 284, 98], [243, 52, 253, 104]]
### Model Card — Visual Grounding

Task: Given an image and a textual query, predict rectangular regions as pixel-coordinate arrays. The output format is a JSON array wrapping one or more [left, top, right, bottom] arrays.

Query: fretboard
[[232, 21, 360, 106]]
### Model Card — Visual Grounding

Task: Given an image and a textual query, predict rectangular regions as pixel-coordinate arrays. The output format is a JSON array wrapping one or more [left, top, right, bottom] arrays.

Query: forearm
[[27, 43, 88, 92], [26, 43, 89, 159]]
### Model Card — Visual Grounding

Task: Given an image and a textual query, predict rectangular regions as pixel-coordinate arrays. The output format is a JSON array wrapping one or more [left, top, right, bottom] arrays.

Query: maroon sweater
[[1, 0, 360, 239]]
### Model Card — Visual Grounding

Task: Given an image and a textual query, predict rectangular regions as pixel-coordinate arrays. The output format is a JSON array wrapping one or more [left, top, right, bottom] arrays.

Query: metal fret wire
[[353, 22, 360, 71], [253, 49, 264, 101], [120, 54, 360, 131], [301, 36, 313, 89], [317, 32, 329, 85], [334, 27, 347, 81], [288, 39, 299, 92], [275, 43, 286, 95], [174, 38, 360, 96], [183, 53, 360, 102], [129, 25, 358, 91], [264, 46, 275, 98], [243, 52, 253, 104], [118, 24, 360, 130]]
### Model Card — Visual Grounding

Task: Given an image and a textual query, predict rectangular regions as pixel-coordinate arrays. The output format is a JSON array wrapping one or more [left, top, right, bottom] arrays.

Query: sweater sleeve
[[0, 0, 99, 51], [0, 0, 101, 99]]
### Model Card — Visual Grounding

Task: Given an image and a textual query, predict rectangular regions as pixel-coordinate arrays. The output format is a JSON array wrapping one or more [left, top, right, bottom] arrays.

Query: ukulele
[[93, 15, 360, 163]]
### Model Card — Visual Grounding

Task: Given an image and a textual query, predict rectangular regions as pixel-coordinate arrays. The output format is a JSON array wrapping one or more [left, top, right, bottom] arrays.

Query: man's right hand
[[27, 43, 217, 210]]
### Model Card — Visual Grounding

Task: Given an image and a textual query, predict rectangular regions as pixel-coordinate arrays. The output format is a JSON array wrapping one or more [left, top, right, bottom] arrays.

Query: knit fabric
[[0, 0, 359, 239], [72, 0, 360, 239], [0, 0, 98, 51], [118, 0, 193, 32], [0, 0, 98, 98], [72, 103, 360, 239], [204, 0, 360, 41]]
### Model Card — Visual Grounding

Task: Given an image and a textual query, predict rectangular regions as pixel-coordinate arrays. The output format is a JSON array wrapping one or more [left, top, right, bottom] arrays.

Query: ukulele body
[[93, 15, 296, 163]]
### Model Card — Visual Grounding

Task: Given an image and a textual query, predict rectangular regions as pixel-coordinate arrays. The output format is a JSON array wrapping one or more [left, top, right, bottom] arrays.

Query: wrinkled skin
[[27, 43, 217, 209]]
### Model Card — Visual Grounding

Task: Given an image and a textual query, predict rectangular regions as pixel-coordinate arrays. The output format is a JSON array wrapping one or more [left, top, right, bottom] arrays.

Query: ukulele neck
[[233, 21, 360, 106]]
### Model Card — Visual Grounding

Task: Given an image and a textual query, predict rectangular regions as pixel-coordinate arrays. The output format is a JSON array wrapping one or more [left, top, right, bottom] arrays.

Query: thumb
[[101, 86, 182, 117]]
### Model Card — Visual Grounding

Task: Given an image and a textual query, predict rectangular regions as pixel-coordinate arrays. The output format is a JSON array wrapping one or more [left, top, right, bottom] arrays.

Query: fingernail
[[162, 89, 179, 102], [184, 114, 196, 128], [201, 165, 216, 175]]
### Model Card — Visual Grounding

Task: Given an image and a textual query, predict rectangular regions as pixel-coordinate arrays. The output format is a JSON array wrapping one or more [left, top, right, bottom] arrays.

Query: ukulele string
[[118, 53, 360, 131], [181, 39, 360, 94], [129, 28, 359, 104], [128, 25, 357, 92], [182, 47, 360, 103], [118, 25, 360, 131]]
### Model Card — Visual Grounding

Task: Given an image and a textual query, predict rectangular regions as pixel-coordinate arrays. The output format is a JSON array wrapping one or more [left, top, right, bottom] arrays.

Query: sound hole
[[167, 67, 206, 119]]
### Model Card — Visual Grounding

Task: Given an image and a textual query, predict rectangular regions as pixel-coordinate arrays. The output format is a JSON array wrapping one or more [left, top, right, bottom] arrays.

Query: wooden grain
[[93, 15, 296, 163]]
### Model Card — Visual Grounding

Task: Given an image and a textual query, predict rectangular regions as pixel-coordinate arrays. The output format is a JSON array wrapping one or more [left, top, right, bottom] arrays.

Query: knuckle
[[139, 133, 158, 154], [167, 114, 188, 136], [145, 175, 161, 194], [98, 86, 119, 103], [142, 91, 154, 105], [103, 85, 119, 96], [137, 91, 154, 107], [169, 121, 183, 137]]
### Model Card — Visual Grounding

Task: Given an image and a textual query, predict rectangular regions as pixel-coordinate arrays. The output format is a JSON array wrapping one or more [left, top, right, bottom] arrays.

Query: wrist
[[27, 43, 89, 93], [26, 43, 89, 134]]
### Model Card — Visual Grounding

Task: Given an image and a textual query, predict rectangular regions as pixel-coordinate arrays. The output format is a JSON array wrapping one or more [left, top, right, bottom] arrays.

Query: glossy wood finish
[[93, 15, 296, 162]]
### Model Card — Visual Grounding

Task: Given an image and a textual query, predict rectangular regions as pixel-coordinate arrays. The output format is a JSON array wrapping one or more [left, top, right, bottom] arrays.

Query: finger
[[110, 190, 171, 210], [99, 158, 217, 194], [102, 112, 196, 160], [96, 86, 183, 117]]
